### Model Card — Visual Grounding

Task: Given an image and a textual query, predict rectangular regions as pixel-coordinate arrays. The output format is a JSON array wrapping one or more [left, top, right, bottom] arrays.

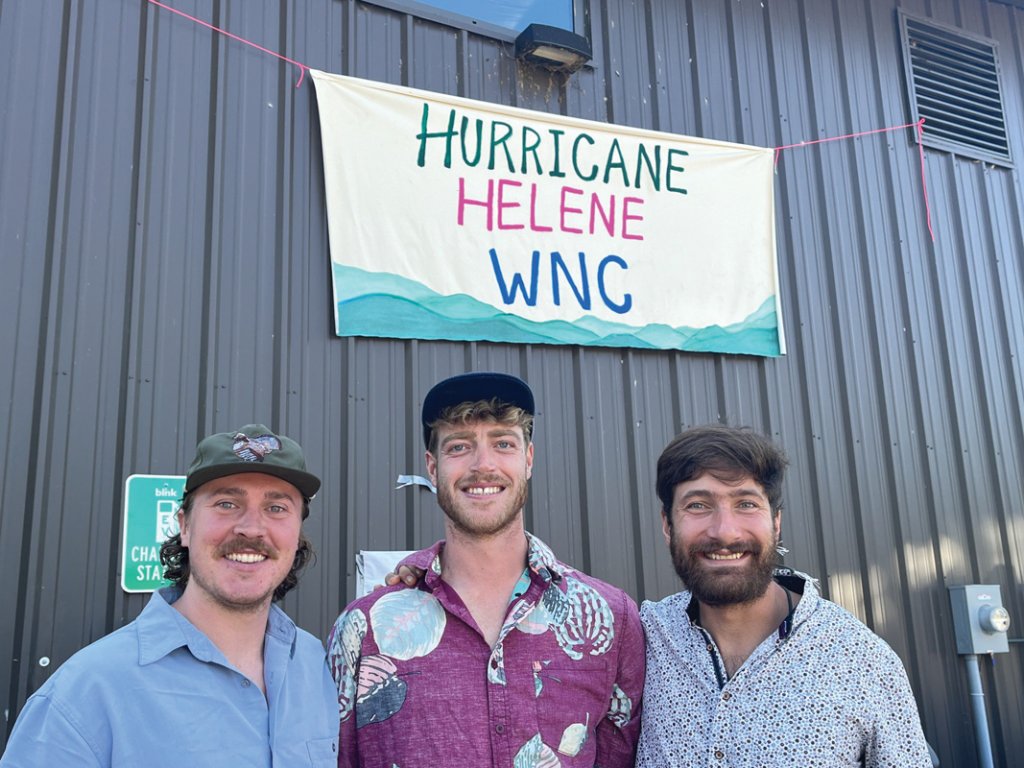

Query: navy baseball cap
[[421, 372, 535, 447]]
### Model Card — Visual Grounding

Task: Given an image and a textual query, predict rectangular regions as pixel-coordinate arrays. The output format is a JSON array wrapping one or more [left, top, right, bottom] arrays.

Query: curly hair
[[426, 398, 534, 455], [656, 424, 789, 521], [159, 493, 315, 602]]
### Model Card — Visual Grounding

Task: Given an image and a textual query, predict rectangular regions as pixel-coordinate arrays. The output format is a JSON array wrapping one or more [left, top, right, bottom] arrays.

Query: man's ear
[[425, 450, 438, 486], [178, 508, 190, 547], [661, 511, 672, 546], [525, 442, 534, 479]]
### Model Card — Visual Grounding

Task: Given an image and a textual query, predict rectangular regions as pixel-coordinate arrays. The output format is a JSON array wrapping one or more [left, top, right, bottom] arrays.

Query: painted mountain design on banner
[[334, 265, 780, 356]]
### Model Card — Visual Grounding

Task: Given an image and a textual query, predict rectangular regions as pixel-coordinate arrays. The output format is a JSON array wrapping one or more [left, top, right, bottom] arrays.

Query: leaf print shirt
[[635, 569, 934, 768], [327, 533, 645, 768]]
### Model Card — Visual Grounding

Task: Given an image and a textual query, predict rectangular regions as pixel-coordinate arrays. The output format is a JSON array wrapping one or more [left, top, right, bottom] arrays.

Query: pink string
[[915, 119, 935, 242], [773, 119, 922, 155], [146, 0, 308, 88], [775, 118, 934, 242], [145, 0, 936, 242]]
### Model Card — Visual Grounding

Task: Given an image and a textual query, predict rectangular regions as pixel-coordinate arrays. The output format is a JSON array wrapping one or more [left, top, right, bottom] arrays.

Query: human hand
[[384, 564, 425, 587]]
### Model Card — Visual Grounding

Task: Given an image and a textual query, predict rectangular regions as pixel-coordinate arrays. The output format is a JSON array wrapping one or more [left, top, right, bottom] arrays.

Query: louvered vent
[[900, 13, 1011, 165]]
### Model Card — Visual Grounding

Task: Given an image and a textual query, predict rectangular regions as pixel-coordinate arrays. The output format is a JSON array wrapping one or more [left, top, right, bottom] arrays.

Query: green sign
[[121, 474, 186, 592]]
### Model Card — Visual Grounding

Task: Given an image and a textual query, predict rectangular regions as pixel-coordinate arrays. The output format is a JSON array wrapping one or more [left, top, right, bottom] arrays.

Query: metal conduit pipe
[[964, 654, 995, 768]]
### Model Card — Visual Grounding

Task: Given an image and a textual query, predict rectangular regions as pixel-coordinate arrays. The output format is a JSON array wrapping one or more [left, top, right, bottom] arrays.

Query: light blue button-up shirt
[[1, 587, 338, 767]]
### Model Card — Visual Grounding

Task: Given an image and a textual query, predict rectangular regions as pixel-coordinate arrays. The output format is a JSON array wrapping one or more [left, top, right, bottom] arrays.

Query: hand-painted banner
[[311, 71, 784, 356]]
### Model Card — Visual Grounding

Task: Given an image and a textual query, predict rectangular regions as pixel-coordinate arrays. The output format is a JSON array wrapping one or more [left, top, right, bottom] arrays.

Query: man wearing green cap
[[1, 425, 339, 768]]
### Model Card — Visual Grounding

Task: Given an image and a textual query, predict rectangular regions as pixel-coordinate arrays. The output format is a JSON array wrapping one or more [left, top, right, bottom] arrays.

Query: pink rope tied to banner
[[775, 118, 934, 242], [146, 0, 936, 242], [146, 0, 308, 88]]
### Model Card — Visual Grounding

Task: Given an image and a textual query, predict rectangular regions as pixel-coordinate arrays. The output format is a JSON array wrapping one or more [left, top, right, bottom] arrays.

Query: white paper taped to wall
[[355, 550, 418, 597]]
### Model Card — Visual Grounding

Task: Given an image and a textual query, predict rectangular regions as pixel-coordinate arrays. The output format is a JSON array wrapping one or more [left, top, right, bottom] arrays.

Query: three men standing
[[1, 394, 933, 768], [328, 372, 645, 767]]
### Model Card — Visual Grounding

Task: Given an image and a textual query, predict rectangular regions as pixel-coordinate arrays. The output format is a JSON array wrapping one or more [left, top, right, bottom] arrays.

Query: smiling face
[[426, 419, 534, 538], [178, 472, 303, 615], [663, 471, 781, 606]]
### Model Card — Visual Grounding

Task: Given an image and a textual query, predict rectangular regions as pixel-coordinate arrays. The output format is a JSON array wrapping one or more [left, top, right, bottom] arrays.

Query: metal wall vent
[[900, 12, 1011, 165]]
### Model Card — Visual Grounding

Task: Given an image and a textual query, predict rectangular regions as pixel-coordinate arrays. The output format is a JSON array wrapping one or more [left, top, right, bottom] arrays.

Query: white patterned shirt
[[636, 569, 933, 767]]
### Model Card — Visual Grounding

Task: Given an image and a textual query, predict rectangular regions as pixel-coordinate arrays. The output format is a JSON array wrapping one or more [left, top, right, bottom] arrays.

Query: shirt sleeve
[[594, 590, 646, 768], [327, 608, 366, 768], [0, 694, 103, 768], [863, 649, 934, 768]]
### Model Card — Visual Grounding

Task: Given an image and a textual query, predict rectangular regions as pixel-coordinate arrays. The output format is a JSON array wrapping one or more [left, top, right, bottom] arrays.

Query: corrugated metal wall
[[2, 0, 1022, 764]]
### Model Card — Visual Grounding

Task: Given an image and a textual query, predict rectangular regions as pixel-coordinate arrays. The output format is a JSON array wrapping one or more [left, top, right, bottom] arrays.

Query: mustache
[[689, 540, 764, 556], [217, 539, 277, 559], [458, 474, 507, 486]]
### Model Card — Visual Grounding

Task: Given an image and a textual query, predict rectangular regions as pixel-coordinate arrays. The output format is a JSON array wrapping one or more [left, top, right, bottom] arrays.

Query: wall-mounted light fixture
[[514, 23, 592, 73]]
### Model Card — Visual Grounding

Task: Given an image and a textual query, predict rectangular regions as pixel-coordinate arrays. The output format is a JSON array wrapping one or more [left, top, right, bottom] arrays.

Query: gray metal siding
[[2, 0, 1023, 765]]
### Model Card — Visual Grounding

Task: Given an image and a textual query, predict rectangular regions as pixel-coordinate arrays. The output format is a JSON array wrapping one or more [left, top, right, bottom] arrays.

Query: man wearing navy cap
[[328, 372, 646, 767], [1, 425, 339, 767]]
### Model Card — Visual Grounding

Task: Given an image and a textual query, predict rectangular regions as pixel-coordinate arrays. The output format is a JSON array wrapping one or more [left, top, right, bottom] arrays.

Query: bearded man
[[327, 372, 645, 768], [636, 424, 933, 767]]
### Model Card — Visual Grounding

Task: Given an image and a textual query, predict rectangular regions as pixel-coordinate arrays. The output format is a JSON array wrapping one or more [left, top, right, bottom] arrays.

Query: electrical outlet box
[[948, 585, 1011, 655]]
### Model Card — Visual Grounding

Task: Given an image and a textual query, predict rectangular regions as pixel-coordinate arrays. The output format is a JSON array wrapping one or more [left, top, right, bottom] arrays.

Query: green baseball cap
[[184, 424, 321, 502]]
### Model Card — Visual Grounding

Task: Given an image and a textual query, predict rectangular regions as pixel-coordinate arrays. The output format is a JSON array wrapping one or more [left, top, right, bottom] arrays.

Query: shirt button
[[495, 723, 505, 734], [714, 749, 725, 760], [722, 692, 731, 701], [241, 679, 251, 688]]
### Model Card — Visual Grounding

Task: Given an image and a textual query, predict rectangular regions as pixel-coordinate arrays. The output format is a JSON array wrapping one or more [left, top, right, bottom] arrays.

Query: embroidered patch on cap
[[232, 432, 282, 462]]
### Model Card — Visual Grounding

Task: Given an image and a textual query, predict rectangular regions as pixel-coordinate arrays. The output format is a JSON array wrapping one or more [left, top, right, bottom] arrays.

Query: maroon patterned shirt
[[328, 533, 645, 767]]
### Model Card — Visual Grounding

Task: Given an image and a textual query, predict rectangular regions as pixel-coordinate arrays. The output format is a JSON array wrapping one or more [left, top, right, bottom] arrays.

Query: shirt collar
[[136, 586, 296, 665], [524, 532, 565, 583], [683, 568, 818, 639], [136, 587, 203, 665], [266, 603, 298, 657], [408, 531, 567, 588]]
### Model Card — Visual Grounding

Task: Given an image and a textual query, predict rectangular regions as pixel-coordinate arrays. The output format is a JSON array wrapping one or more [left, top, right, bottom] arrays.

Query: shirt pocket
[[531, 658, 609, 763], [306, 735, 339, 767]]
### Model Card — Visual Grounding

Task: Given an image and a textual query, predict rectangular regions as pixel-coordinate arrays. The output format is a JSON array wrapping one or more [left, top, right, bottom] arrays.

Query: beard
[[436, 471, 529, 538], [670, 529, 779, 606]]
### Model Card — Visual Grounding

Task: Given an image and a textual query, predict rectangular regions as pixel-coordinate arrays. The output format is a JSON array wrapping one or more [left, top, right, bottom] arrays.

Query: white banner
[[312, 71, 783, 356]]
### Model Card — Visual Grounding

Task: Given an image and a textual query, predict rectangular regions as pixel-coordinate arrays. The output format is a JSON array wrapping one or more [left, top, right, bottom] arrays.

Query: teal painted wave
[[333, 264, 781, 356]]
